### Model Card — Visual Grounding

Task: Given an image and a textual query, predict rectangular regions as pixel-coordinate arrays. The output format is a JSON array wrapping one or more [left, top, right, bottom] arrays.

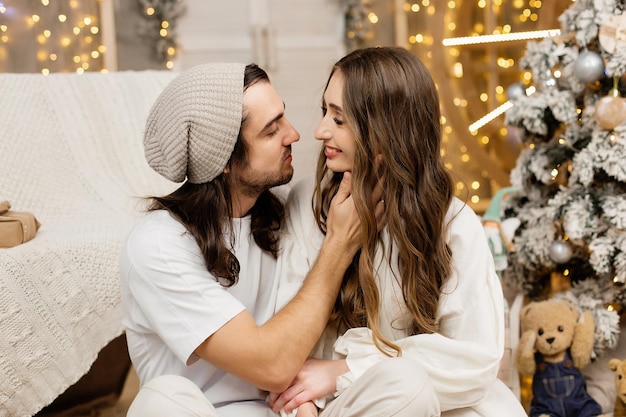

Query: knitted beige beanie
[[144, 62, 245, 184]]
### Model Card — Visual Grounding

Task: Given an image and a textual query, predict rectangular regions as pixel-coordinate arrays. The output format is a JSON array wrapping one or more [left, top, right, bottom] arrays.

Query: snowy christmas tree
[[502, 0, 626, 358]]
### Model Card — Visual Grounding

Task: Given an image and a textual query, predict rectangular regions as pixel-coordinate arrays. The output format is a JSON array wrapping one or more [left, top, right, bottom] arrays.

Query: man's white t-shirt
[[120, 210, 279, 414]]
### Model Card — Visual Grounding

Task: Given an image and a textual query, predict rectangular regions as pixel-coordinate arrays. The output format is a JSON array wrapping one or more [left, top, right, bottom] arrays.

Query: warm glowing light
[[442, 29, 560, 46], [471, 195, 480, 204], [469, 101, 513, 132], [161, 21, 169, 29], [471, 181, 480, 190], [368, 13, 378, 23], [6, 3, 109, 73], [469, 86, 535, 132], [480, 93, 488, 102], [452, 62, 463, 77], [550, 168, 558, 178], [146, 7, 155, 16], [160, 29, 168, 37], [481, 136, 490, 145]]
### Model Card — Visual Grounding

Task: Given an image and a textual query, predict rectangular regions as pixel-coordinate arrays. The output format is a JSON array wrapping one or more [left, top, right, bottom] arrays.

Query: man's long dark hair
[[148, 64, 285, 287]]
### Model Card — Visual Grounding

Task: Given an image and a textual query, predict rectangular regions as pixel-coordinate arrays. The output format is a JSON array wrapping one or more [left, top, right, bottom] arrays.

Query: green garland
[[341, 0, 376, 51], [136, 0, 187, 66]]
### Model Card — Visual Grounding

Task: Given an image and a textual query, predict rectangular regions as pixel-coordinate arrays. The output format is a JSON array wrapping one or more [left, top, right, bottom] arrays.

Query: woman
[[273, 47, 526, 416]]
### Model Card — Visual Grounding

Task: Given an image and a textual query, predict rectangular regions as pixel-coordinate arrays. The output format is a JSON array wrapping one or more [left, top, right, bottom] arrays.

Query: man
[[120, 63, 363, 416]]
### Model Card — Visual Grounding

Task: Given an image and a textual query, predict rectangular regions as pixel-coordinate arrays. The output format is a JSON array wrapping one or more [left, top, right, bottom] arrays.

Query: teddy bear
[[609, 358, 626, 417], [516, 299, 606, 417]]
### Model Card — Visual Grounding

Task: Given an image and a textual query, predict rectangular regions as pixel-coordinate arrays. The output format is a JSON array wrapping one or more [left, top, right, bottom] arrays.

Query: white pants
[[127, 357, 440, 417]]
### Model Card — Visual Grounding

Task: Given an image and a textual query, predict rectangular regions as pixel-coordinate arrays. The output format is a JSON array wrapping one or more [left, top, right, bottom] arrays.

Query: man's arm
[[194, 173, 360, 393]]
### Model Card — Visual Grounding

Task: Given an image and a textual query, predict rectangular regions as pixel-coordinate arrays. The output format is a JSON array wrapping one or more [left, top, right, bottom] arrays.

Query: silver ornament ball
[[506, 83, 526, 101], [550, 240, 573, 264], [573, 51, 605, 83]]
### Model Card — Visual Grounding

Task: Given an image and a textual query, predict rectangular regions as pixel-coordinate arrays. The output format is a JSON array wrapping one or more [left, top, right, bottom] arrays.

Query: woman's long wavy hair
[[314, 47, 454, 355], [148, 64, 284, 287]]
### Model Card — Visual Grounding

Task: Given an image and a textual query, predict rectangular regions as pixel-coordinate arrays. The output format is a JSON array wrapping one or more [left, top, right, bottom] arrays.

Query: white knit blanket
[[0, 70, 177, 416]]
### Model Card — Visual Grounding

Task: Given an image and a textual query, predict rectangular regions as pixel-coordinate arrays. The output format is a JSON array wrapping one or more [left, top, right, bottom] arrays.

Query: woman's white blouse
[[275, 177, 521, 414]]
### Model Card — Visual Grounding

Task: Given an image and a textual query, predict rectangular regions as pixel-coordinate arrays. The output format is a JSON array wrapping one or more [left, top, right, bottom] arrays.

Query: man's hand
[[295, 402, 318, 417], [325, 172, 385, 257], [324, 172, 362, 257], [269, 358, 348, 413]]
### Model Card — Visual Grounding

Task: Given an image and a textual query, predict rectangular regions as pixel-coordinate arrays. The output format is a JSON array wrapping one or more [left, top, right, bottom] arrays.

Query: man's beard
[[236, 166, 293, 198]]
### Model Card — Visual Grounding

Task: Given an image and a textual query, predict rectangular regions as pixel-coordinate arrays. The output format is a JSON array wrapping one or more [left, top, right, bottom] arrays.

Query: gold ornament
[[594, 77, 626, 130]]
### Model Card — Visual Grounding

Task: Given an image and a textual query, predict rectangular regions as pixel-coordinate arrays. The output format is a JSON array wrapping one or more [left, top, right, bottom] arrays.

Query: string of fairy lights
[[0, 0, 106, 74], [350, 0, 560, 208]]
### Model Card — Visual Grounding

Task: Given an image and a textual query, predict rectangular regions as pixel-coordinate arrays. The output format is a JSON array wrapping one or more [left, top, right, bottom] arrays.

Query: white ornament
[[573, 51, 605, 83], [550, 239, 573, 264], [506, 83, 526, 101]]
